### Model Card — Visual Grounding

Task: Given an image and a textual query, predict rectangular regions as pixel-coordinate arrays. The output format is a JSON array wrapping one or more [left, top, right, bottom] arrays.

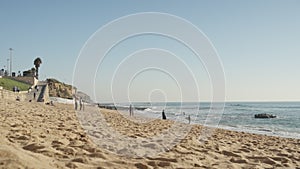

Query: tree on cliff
[[34, 57, 42, 79]]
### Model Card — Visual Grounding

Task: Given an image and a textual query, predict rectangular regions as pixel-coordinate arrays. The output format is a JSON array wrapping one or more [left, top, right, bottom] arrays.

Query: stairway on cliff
[[26, 81, 49, 102]]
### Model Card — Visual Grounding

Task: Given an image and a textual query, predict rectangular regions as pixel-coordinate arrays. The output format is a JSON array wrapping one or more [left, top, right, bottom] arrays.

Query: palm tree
[[34, 57, 42, 79]]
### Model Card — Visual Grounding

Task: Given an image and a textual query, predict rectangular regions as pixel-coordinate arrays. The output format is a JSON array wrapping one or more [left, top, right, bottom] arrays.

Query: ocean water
[[113, 102, 300, 139]]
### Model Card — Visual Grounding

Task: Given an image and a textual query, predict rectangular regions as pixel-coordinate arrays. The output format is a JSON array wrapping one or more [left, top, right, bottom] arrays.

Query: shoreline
[[98, 107, 300, 141], [1, 99, 299, 168], [103, 102, 300, 140], [100, 108, 300, 139], [101, 107, 300, 140]]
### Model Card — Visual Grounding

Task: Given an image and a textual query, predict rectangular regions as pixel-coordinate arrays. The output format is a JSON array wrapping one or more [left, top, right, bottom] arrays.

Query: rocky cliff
[[47, 78, 74, 99], [46, 78, 92, 103], [76, 91, 93, 103]]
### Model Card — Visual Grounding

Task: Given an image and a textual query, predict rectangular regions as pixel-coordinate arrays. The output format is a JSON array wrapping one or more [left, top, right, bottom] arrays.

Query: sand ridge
[[0, 99, 300, 168]]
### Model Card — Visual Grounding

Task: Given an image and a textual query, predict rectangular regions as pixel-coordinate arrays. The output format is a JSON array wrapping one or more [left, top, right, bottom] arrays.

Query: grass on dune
[[0, 77, 30, 91]]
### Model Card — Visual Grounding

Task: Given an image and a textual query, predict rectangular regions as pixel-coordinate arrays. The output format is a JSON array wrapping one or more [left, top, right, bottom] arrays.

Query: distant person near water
[[162, 109, 167, 120], [129, 104, 133, 116], [79, 97, 83, 111], [187, 115, 191, 124], [74, 97, 78, 110], [81, 99, 85, 111]]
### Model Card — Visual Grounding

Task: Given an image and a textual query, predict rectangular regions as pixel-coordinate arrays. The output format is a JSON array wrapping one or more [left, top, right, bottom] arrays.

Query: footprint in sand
[[270, 156, 290, 164], [7, 133, 30, 145], [229, 157, 248, 164], [55, 146, 76, 156], [246, 156, 278, 166], [23, 143, 45, 152], [221, 150, 241, 158], [238, 148, 251, 153], [134, 163, 149, 169]]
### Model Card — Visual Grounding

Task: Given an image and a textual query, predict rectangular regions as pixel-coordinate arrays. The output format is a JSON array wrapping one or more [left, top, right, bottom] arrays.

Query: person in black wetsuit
[[162, 109, 167, 120]]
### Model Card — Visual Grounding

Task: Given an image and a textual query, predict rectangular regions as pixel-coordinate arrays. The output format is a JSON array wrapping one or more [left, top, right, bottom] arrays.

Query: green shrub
[[0, 78, 30, 91]]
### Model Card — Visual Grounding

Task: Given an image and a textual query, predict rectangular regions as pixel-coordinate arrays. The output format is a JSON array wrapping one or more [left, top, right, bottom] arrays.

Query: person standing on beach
[[74, 97, 78, 110], [162, 109, 167, 120], [129, 104, 133, 116], [82, 99, 85, 111], [33, 92, 36, 100], [79, 97, 83, 110], [187, 115, 191, 124]]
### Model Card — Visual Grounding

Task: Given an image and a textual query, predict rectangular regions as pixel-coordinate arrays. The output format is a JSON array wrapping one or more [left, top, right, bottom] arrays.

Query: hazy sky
[[0, 0, 299, 102]]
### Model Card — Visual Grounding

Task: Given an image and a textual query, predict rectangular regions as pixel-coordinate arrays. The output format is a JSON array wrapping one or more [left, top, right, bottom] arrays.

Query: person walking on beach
[[79, 97, 83, 110], [33, 92, 36, 100], [74, 97, 78, 110], [81, 99, 85, 111], [187, 115, 191, 124], [129, 104, 133, 116], [162, 109, 167, 120]]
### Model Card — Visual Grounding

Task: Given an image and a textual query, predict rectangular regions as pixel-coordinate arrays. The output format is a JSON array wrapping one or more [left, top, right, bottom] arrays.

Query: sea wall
[[43, 84, 50, 103], [50, 97, 74, 104], [0, 88, 27, 101]]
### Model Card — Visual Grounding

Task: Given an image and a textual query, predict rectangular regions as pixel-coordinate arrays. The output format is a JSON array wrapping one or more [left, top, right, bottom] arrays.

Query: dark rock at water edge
[[254, 113, 276, 118], [135, 107, 147, 111], [98, 104, 117, 110]]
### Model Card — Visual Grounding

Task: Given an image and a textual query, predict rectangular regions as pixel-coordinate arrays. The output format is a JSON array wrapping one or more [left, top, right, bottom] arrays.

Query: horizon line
[[96, 100, 300, 104]]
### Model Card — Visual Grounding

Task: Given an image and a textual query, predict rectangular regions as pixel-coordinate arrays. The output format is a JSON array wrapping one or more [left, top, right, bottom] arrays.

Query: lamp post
[[3, 65, 6, 76], [6, 59, 9, 76], [9, 48, 13, 76]]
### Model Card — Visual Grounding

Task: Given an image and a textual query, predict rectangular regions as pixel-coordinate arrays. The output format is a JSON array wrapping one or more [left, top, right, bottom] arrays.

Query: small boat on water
[[254, 113, 276, 118]]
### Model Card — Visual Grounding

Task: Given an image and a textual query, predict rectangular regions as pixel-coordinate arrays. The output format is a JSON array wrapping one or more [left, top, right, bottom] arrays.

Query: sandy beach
[[0, 99, 299, 169]]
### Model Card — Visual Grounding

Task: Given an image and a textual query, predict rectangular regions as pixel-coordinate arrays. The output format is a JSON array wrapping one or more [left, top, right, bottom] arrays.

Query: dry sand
[[0, 99, 299, 169]]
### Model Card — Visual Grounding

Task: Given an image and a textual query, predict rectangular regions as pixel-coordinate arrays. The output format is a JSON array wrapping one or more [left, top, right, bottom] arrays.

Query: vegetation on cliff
[[0, 77, 30, 91]]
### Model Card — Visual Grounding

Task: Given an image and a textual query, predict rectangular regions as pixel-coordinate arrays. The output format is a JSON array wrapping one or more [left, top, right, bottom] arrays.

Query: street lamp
[[6, 59, 9, 76], [9, 48, 13, 76], [3, 65, 6, 76]]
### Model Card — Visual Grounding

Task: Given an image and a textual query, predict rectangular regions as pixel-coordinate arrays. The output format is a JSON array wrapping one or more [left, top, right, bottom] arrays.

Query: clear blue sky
[[0, 0, 299, 102]]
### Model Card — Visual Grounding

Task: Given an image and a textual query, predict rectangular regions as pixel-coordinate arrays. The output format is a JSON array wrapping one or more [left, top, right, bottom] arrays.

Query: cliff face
[[47, 78, 74, 99], [46, 78, 92, 103], [76, 91, 93, 103]]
